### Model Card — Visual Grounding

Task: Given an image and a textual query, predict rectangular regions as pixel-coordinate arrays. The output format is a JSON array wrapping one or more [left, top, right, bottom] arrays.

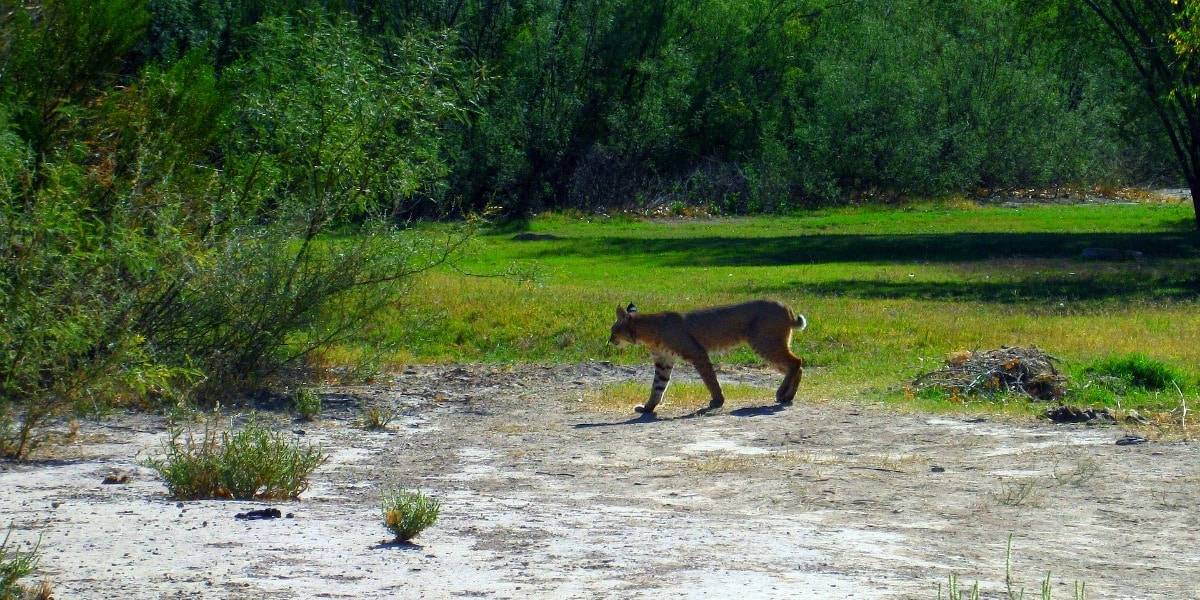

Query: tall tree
[[1082, 0, 1200, 228]]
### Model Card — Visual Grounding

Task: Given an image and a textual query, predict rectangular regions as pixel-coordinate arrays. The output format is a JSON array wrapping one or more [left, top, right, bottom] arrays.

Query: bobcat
[[607, 299, 807, 414]]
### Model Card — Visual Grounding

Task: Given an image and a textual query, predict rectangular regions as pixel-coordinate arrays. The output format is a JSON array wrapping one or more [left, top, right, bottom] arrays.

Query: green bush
[[0, 11, 217, 457], [381, 489, 441, 543], [1, 7, 475, 441], [0, 525, 40, 600], [292, 388, 322, 421], [143, 417, 327, 500], [1084, 354, 1189, 393]]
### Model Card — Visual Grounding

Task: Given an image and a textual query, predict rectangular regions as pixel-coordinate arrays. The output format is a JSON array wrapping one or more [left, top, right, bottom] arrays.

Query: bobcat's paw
[[634, 404, 655, 414], [708, 398, 725, 409]]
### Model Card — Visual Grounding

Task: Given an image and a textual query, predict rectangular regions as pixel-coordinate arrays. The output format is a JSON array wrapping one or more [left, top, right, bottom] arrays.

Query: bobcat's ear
[[626, 303, 638, 314]]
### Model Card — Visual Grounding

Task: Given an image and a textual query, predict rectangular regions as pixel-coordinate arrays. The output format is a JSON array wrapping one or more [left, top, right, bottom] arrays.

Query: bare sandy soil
[[2, 363, 1198, 599]]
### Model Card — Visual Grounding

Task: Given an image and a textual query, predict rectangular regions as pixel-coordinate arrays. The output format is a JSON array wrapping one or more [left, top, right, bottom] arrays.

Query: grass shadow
[[527, 231, 1200, 266], [522, 230, 1200, 303], [747, 273, 1200, 303]]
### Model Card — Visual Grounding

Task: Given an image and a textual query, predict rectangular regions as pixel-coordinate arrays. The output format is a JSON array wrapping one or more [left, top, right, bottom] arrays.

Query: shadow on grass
[[528, 231, 1200, 267], [527, 230, 1200, 303], [746, 274, 1200, 303]]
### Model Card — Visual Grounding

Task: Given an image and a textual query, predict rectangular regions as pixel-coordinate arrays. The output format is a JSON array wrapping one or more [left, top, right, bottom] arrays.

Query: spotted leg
[[636, 353, 676, 414]]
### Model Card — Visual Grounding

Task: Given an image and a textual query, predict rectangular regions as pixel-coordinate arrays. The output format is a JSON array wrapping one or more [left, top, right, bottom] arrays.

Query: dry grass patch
[[687, 450, 919, 476], [985, 477, 1045, 508], [487, 422, 532, 435], [686, 451, 804, 474]]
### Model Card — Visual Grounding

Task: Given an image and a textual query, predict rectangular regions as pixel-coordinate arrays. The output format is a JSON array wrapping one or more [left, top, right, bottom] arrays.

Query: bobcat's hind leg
[[774, 355, 804, 404], [636, 354, 676, 414], [751, 333, 803, 405]]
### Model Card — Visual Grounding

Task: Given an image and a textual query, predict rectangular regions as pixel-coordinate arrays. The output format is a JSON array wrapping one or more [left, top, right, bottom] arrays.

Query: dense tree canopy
[[2, 0, 1188, 217], [1082, 0, 1200, 227]]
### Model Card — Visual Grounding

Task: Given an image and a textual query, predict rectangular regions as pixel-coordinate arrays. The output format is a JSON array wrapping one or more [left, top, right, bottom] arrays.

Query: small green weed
[[988, 478, 1043, 508], [0, 525, 41, 600], [356, 406, 396, 430], [292, 388, 322, 421], [381, 489, 441, 543], [143, 416, 327, 500], [1052, 458, 1099, 487], [939, 535, 1085, 600]]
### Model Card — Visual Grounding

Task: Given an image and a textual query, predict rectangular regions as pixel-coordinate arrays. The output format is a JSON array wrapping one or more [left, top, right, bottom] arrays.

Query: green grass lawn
[[333, 199, 1200, 421]]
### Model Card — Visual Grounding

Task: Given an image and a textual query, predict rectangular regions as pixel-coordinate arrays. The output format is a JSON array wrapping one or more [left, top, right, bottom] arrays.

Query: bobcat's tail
[[795, 314, 808, 331]]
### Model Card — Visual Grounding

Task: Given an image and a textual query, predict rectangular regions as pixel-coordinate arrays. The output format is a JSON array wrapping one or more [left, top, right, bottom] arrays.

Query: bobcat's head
[[608, 303, 638, 346]]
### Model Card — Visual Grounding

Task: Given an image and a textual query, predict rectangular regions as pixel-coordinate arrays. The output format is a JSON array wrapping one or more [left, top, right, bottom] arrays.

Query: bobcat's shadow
[[728, 403, 788, 417], [572, 403, 786, 429]]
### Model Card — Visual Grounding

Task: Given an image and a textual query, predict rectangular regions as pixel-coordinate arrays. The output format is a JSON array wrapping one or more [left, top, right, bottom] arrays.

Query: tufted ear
[[626, 303, 638, 314]]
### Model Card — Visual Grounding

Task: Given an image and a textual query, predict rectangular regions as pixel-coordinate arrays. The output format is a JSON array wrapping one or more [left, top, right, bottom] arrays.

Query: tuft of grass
[[1052, 458, 1099, 487], [1080, 353, 1190, 393], [939, 535, 1086, 600], [143, 416, 327, 500], [291, 388, 322, 421], [0, 525, 41, 600], [988, 478, 1043, 508], [381, 489, 440, 543], [356, 406, 397, 430], [1065, 354, 1198, 435]]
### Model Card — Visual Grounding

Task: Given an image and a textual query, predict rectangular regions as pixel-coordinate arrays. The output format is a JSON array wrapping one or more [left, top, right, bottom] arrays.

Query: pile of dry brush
[[911, 346, 1068, 401]]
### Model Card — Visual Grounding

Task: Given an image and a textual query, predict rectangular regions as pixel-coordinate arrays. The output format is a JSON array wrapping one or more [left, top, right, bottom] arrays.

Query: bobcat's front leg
[[690, 354, 725, 409], [636, 354, 676, 414]]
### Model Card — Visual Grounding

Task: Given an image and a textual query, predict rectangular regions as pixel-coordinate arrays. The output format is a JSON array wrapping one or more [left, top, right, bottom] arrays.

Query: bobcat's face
[[608, 304, 637, 347]]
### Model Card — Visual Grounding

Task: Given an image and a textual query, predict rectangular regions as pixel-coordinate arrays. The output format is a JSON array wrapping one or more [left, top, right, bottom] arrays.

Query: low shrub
[[1083, 354, 1188, 392], [292, 388, 322, 421], [0, 525, 41, 600], [143, 417, 326, 500], [381, 489, 440, 543], [356, 406, 397, 430]]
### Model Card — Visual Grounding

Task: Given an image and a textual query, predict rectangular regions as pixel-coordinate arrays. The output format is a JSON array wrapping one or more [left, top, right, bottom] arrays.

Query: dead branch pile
[[911, 346, 1068, 401]]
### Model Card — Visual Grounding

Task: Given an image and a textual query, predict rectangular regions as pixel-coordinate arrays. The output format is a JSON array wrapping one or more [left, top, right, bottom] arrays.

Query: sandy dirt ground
[[2, 363, 1198, 599]]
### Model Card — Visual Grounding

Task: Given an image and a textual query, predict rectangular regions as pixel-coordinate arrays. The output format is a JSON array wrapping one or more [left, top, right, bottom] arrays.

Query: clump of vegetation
[[292, 388, 322, 421], [143, 416, 326, 500], [938, 535, 1085, 600], [381, 489, 441, 543], [0, 525, 44, 600], [1067, 354, 1196, 420], [356, 406, 397, 430], [1081, 354, 1190, 394]]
